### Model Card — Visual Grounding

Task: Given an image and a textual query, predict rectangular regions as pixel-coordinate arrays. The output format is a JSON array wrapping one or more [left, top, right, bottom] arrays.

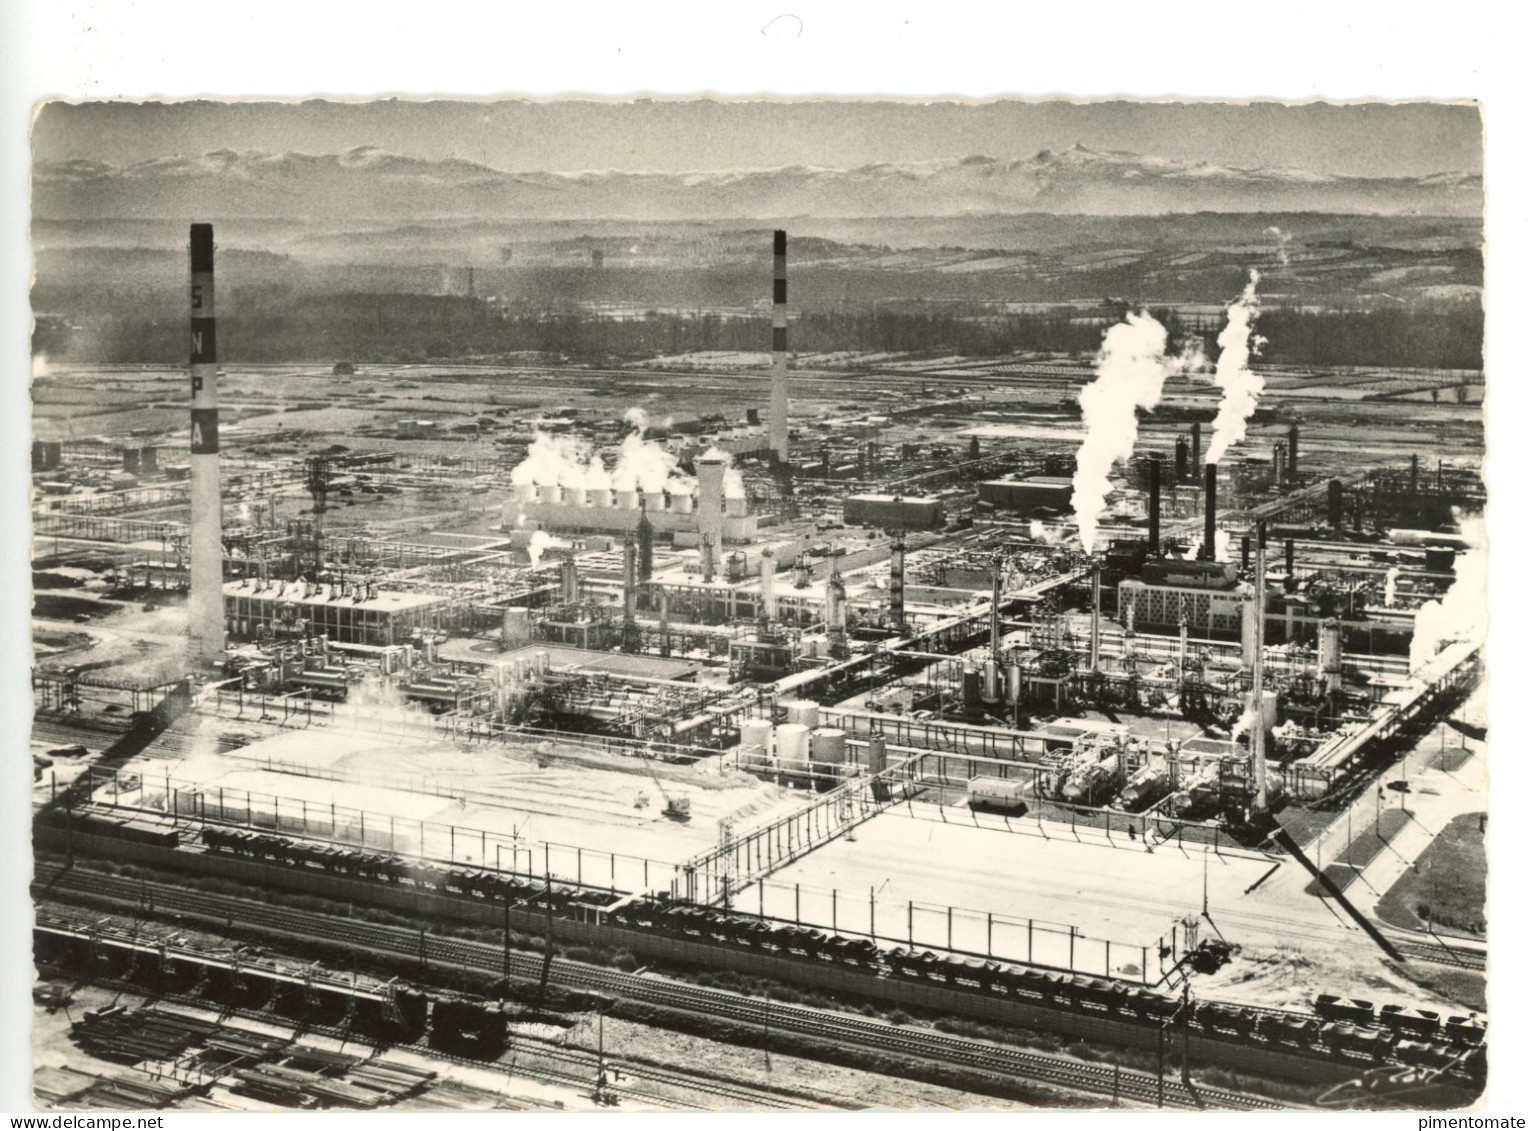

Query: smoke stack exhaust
[[1190, 421, 1202, 470], [1147, 455, 1161, 555], [890, 533, 906, 630], [768, 230, 790, 462], [1287, 423, 1299, 477], [1174, 436, 1189, 482], [1203, 463, 1218, 561], [1327, 478, 1344, 528], [188, 223, 225, 660]]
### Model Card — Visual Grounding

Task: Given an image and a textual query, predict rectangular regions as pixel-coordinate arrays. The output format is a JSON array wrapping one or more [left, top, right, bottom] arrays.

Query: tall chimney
[[700, 534, 717, 584], [990, 554, 1003, 657], [1190, 421, 1202, 470], [1240, 535, 1251, 572], [1250, 539, 1269, 813], [1174, 437, 1189, 482], [695, 453, 727, 551], [188, 223, 225, 660], [1202, 463, 1218, 561], [1147, 455, 1161, 554], [1409, 453, 1419, 496], [760, 550, 778, 623], [1287, 423, 1299, 477], [889, 533, 906, 630], [1089, 559, 1102, 672], [768, 230, 790, 462], [1272, 441, 1284, 483]]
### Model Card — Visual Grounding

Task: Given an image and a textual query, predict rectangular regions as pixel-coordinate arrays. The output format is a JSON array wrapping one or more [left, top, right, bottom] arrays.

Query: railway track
[[1391, 937, 1486, 972], [35, 865, 1290, 1110]]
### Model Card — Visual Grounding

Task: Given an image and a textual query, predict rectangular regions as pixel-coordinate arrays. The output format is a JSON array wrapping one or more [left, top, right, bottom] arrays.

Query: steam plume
[[1203, 270, 1266, 466], [1409, 514, 1487, 671], [1264, 226, 1293, 269], [1070, 311, 1187, 553], [527, 529, 557, 568]]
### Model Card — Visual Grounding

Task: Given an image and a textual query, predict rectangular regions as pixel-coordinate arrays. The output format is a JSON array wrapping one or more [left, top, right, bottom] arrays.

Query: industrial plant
[[28, 101, 1489, 1114]]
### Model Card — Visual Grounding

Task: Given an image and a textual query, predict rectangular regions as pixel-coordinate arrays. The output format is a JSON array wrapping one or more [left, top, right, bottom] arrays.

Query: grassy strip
[[1302, 808, 1413, 896], [1375, 813, 1486, 938]]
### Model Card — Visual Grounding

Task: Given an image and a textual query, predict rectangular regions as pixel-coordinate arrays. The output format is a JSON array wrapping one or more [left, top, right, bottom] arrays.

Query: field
[[1375, 812, 1488, 938]]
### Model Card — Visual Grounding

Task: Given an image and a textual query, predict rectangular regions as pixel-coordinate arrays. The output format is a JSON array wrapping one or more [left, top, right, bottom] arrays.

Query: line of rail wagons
[[49, 812, 1486, 1091]]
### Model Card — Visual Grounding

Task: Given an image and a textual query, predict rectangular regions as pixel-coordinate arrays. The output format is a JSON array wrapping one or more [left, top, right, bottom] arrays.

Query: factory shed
[[979, 476, 1074, 513], [437, 640, 702, 683], [223, 580, 453, 646], [842, 494, 945, 531]]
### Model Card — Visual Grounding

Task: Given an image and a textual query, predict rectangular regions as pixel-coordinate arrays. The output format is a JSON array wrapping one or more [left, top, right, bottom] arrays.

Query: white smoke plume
[[1213, 529, 1231, 564], [1384, 566, 1400, 609], [702, 446, 747, 500], [512, 411, 695, 496], [1409, 515, 1487, 672], [527, 529, 557, 568], [1264, 226, 1293, 269], [1203, 271, 1267, 466], [1070, 311, 1190, 553]]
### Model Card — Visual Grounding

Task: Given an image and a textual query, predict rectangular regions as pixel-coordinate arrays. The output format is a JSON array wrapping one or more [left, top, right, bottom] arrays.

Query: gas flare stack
[[188, 222, 225, 661], [769, 229, 790, 463]]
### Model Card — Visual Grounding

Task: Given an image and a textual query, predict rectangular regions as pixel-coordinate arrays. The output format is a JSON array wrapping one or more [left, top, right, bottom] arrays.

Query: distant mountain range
[[33, 144, 1482, 221]]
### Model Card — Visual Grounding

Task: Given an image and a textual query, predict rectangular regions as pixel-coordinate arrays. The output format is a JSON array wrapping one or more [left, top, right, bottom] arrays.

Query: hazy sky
[[32, 99, 1481, 178]]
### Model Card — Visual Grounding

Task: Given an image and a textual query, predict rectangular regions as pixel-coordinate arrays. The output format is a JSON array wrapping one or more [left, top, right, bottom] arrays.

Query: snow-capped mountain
[[33, 143, 1481, 220]]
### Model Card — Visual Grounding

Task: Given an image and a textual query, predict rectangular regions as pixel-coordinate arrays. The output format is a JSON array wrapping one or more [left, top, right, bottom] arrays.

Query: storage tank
[[513, 483, 537, 504], [962, 667, 982, 708], [776, 724, 810, 772], [1005, 664, 1022, 706], [672, 491, 694, 514], [614, 488, 639, 510], [725, 496, 748, 519], [740, 718, 774, 769], [562, 485, 586, 506], [1318, 618, 1343, 689], [501, 607, 531, 648], [784, 700, 820, 728], [589, 486, 612, 509], [811, 727, 847, 766], [645, 490, 666, 513], [538, 483, 561, 504], [1260, 690, 1280, 733], [982, 658, 1002, 704]]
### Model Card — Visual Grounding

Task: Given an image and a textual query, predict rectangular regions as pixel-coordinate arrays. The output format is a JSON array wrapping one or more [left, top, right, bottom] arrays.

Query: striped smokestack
[[188, 223, 225, 660], [769, 229, 790, 462]]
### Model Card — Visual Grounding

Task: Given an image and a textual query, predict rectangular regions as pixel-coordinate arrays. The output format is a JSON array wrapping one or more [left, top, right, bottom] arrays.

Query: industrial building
[[842, 493, 946, 532], [979, 476, 1074, 513]]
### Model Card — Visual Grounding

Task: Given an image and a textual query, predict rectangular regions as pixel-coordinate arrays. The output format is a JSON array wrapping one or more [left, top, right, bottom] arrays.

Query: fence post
[[908, 900, 913, 945], [1028, 919, 1034, 963], [795, 883, 800, 925], [832, 888, 838, 933], [1069, 925, 1076, 971], [871, 887, 877, 940], [947, 905, 953, 951], [1105, 938, 1111, 976]]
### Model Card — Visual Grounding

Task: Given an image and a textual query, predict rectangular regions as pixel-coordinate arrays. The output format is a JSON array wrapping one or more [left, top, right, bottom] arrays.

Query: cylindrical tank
[[784, 700, 820, 729], [1241, 588, 1258, 668], [589, 486, 612, 509], [501, 607, 531, 648], [644, 490, 666, 513], [672, 491, 694, 514], [800, 635, 820, 659], [776, 724, 810, 771], [513, 483, 537, 503], [533, 649, 549, 674], [1319, 618, 1343, 688], [725, 496, 748, 519], [1260, 690, 1280, 733], [740, 718, 774, 767], [811, 727, 847, 765], [538, 483, 561, 504], [867, 733, 887, 775], [962, 667, 982, 708], [1006, 664, 1022, 706], [982, 658, 1002, 703], [614, 488, 639, 510]]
